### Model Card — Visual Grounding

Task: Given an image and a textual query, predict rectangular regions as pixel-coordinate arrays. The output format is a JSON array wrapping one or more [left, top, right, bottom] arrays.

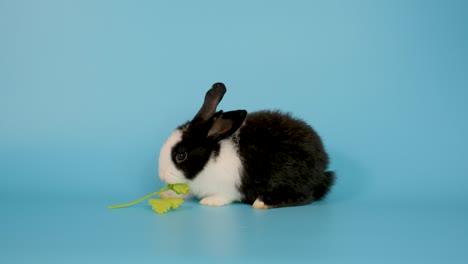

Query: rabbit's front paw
[[199, 195, 232, 207]]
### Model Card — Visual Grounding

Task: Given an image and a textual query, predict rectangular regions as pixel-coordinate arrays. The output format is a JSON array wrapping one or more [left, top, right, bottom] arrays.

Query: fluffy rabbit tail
[[313, 171, 336, 201]]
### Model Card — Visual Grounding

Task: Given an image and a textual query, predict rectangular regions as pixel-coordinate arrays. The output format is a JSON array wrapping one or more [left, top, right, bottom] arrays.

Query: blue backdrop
[[1, 1, 467, 263]]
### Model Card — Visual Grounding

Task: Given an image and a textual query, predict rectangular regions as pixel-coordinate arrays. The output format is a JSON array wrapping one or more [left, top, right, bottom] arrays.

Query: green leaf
[[168, 183, 190, 195], [148, 198, 184, 214], [108, 184, 190, 214]]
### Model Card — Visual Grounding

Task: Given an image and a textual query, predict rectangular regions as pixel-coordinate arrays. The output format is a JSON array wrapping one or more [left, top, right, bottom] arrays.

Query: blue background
[[1, 0, 467, 263]]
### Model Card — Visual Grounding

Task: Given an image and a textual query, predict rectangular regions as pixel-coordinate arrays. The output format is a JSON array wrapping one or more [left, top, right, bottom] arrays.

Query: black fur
[[237, 110, 335, 207], [171, 137, 218, 180]]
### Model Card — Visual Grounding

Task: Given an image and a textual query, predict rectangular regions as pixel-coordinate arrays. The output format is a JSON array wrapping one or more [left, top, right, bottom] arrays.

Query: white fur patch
[[189, 139, 243, 203], [158, 129, 187, 184], [252, 198, 271, 209]]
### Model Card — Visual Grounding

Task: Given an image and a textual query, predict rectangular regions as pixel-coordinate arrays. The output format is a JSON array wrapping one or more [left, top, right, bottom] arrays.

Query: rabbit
[[158, 82, 335, 209]]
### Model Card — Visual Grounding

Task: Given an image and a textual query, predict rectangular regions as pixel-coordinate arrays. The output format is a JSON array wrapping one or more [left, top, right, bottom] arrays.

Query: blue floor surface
[[2, 197, 467, 263]]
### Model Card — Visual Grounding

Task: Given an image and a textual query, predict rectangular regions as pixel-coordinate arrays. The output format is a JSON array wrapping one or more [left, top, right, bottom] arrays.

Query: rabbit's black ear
[[192, 83, 227, 125], [208, 110, 247, 140]]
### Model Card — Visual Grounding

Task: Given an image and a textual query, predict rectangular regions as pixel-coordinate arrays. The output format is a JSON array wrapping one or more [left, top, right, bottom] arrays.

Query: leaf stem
[[107, 186, 170, 209]]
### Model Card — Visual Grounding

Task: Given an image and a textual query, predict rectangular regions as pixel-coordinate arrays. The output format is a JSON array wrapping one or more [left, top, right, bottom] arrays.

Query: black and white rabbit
[[159, 83, 335, 209]]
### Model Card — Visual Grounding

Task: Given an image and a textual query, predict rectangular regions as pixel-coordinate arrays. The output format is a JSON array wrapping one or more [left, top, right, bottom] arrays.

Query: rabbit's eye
[[175, 152, 187, 162]]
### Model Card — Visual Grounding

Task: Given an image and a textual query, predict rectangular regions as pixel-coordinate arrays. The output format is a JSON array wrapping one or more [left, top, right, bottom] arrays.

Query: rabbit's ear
[[192, 83, 227, 125], [208, 110, 247, 140]]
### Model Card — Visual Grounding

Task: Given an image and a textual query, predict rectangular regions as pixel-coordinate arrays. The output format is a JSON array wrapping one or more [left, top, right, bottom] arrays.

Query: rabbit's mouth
[[160, 170, 187, 185]]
